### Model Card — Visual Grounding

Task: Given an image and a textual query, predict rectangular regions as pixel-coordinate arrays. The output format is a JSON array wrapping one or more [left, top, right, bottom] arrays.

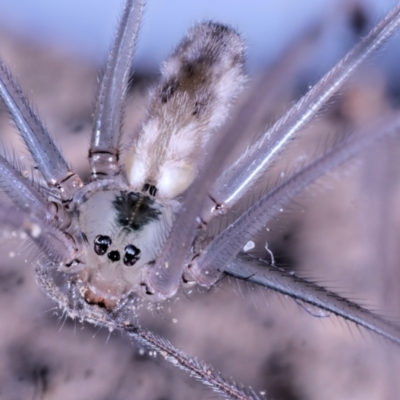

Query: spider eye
[[94, 235, 112, 256], [107, 250, 121, 262], [124, 244, 141, 266], [142, 183, 157, 197]]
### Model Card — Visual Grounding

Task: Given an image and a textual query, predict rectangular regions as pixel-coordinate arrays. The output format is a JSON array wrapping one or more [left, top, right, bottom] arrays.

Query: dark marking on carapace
[[113, 191, 161, 231]]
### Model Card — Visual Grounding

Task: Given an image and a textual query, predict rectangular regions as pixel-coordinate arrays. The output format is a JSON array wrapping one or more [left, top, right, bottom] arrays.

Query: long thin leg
[[191, 111, 400, 286], [89, 0, 144, 179], [0, 154, 49, 217], [228, 253, 400, 346], [210, 3, 400, 215], [200, 22, 321, 224], [0, 205, 77, 265], [199, 21, 320, 224], [0, 61, 82, 202], [124, 325, 262, 400], [34, 265, 263, 400]]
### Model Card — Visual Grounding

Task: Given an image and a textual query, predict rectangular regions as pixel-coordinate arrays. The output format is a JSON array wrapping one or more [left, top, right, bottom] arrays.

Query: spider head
[[68, 188, 175, 310]]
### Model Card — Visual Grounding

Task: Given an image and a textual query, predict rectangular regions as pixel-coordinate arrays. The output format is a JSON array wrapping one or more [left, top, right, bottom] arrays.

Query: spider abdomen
[[125, 21, 246, 200]]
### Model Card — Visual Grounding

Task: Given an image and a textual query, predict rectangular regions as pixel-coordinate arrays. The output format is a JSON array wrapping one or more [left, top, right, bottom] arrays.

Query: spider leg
[[227, 253, 400, 346], [123, 324, 263, 400], [200, 20, 322, 224], [34, 262, 263, 400], [0, 152, 81, 265], [208, 4, 400, 216], [191, 111, 400, 285], [0, 153, 49, 217], [0, 205, 77, 266], [89, 0, 144, 180], [0, 61, 82, 202], [188, 111, 400, 346]]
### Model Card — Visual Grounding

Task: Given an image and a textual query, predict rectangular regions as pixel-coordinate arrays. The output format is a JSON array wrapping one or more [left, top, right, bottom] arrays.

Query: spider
[[2, 0, 396, 398]]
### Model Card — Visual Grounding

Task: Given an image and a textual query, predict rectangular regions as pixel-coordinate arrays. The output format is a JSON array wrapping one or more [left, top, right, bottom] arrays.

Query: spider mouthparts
[[83, 287, 118, 311]]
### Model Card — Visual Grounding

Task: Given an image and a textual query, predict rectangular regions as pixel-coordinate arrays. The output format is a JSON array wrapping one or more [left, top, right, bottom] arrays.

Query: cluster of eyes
[[142, 183, 158, 197], [93, 235, 141, 266]]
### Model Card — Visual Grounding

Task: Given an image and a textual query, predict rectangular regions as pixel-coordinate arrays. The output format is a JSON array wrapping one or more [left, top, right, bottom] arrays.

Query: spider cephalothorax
[[75, 187, 173, 310]]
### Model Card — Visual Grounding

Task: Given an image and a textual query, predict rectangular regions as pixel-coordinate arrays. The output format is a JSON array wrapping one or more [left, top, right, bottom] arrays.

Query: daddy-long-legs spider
[[1, 1, 400, 399]]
